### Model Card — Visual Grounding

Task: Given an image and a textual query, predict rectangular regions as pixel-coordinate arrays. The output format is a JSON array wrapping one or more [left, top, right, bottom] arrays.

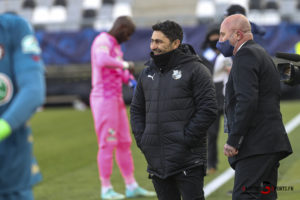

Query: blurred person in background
[[0, 13, 45, 200], [217, 14, 292, 200], [130, 20, 217, 200], [225, 4, 266, 39], [200, 27, 232, 175], [90, 16, 155, 200], [200, 27, 220, 74]]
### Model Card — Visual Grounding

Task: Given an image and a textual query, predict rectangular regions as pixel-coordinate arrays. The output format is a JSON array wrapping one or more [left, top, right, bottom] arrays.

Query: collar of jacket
[[235, 40, 255, 55], [145, 44, 201, 73], [150, 50, 175, 73]]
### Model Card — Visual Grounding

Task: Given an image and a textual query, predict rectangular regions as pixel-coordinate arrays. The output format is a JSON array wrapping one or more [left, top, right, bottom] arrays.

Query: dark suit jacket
[[224, 40, 292, 168]]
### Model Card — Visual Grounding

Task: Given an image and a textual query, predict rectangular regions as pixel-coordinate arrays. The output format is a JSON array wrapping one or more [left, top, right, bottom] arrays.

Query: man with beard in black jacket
[[130, 20, 217, 200]]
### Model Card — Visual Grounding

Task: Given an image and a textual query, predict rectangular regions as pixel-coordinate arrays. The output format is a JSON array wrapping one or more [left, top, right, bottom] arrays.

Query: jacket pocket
[[183, 132, 201, 148], [170, 131, 189, 148], [135, 131, 144, 149]]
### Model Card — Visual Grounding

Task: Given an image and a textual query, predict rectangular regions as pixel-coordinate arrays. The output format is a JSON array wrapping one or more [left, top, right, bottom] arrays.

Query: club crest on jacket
[[172, 70, 182, 80], [0, 73, 13, 105]]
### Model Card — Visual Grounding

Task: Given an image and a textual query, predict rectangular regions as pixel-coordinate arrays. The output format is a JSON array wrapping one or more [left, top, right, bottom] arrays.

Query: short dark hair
[[152, 20, 183, 43], [225, 4, 246, 16]]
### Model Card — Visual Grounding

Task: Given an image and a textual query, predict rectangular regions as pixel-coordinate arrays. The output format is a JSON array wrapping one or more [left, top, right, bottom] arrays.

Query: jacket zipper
[[157, 71, 165, 176]]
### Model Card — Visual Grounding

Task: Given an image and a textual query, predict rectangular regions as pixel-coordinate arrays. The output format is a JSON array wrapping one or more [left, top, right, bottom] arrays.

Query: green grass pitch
[[32, 100, 300, 200]]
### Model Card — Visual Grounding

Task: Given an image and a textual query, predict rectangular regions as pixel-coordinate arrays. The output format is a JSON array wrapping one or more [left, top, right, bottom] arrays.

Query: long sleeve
[[184, 65, 218, 147], [92, 35, 125, 69], [2, 17, 45, 130], [227, 48, 259, 148]]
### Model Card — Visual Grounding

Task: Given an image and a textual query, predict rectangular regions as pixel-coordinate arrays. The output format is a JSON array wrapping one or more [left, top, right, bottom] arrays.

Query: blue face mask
[[216, 40, 234, 57]]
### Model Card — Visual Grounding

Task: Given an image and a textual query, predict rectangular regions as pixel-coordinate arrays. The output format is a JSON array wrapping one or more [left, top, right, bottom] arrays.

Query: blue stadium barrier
[[36, 23, 300, 65]]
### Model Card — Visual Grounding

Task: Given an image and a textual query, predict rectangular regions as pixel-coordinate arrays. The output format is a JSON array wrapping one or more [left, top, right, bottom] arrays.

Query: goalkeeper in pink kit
[[90, 16, 155, 200]]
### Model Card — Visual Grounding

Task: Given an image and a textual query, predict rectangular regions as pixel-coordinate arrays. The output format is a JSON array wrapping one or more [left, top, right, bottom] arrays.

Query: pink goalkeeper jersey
[[90, 32, 131, 98]]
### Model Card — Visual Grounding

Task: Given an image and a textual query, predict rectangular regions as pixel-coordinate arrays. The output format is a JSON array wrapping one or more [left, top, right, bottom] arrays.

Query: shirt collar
[[237, 41, 247, 52]]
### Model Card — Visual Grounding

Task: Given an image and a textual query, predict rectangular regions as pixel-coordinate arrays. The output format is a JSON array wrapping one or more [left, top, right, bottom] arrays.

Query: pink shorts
[[90, 96, 132, 147]]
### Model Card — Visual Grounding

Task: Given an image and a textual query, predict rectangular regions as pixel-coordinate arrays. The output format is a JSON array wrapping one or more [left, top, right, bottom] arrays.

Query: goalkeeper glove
[[0, 119, 11, 141], [128, 79, 137, 90]]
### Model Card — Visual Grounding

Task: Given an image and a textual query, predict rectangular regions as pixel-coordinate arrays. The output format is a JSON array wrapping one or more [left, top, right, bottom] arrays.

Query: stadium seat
[[36, 0, 52, 7], [49, 5, 67, 23], [81, 0, 101, 29], [263, 10, 281, 25], [22, 0, 36, 9], [195, 0, 216, 23], [1, 0, 23, 14], [249, 9, 281, 25], [249, 0, 261, 10], [82, 9, 97, 19], [94, 19, 113, 31], [53, 0, 67, 7], [264, 1, 279, 10], [82, 9, 98, 29], [82, 0, 102, 10], [279, 0, 296, 22], [32, 6, 50, 25], [64, 0, 82, 31], [94, 3, 114, 30], [112, 0, 132, 19], [103, 0, 115, 5]]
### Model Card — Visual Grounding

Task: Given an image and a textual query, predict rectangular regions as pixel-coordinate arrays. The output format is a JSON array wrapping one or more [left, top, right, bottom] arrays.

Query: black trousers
[[207, 82, 224, 169], [207, 112, 221, 169], [232, 153, 281, 200], [151, 166, 205, 200]]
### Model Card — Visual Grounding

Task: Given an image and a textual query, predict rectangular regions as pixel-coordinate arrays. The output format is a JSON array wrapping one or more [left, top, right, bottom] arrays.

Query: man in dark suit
[[217, 14, 293, 200]]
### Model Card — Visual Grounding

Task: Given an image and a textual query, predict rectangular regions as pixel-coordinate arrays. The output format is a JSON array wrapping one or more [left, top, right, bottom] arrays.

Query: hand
[[128, 79, 137, 89], [225, 66, 231, 74], [0, 119, 12, 141], [224, 143, 238, 157], [127, 61, 135, 74]]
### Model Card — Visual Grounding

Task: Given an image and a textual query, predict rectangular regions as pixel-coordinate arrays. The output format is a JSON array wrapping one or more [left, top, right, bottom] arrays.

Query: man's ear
[[172, 39, 181, 49], [237, 30, 243, 41]]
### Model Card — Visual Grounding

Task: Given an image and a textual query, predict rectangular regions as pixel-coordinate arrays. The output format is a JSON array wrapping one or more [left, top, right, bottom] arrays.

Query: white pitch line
[[204, 113, 300, 198], [285, 113, 300, 134], [204, 168, 235, 197]]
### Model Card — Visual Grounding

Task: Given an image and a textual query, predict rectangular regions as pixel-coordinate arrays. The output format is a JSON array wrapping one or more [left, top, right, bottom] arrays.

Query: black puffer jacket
[[130, 44, 217, 179]]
